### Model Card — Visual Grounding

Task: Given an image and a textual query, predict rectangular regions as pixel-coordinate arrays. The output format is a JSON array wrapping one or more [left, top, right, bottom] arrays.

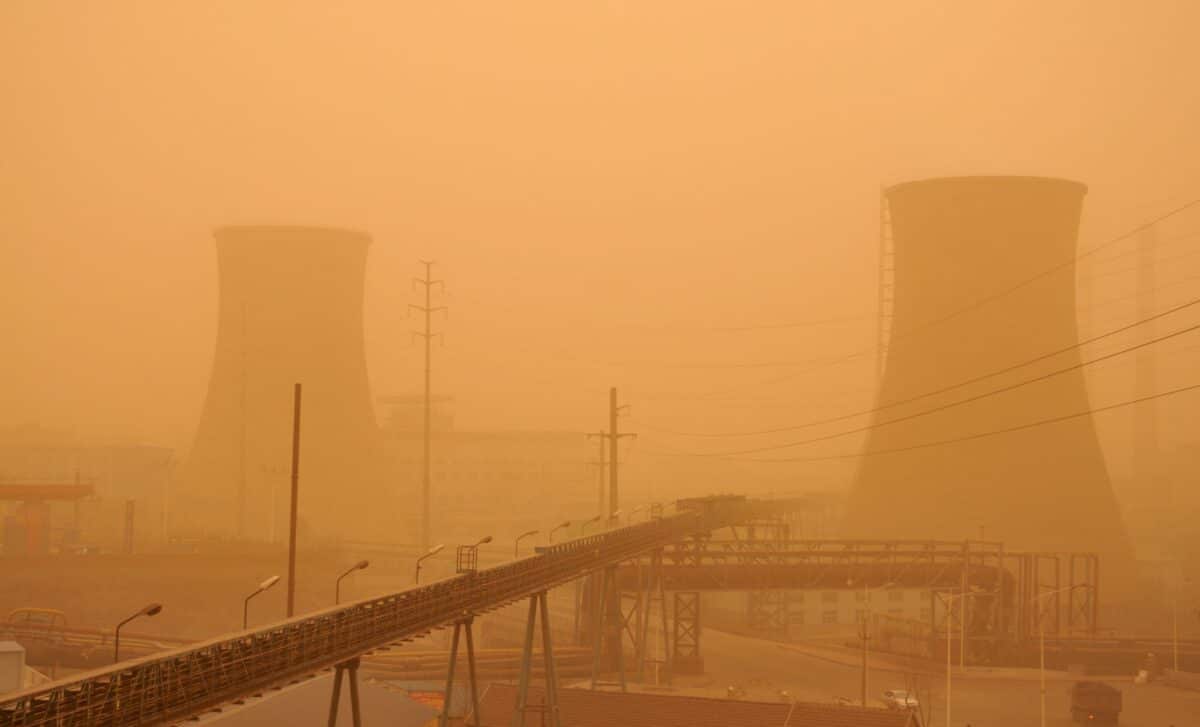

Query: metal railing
[[0, 503, 749, 726]]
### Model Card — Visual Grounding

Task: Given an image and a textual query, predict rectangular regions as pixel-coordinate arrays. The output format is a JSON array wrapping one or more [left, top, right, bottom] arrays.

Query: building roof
[[465, 684, 917, 727]]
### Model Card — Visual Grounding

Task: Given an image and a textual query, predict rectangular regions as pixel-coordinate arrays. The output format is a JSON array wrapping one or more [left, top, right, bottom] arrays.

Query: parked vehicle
[[881, 689, 919, 710], [1069, 681, 1122, 724]]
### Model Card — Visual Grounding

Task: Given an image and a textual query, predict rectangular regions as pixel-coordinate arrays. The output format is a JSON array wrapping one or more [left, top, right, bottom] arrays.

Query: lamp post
[[848, 579, 894, 707], [580, 515, 601, 535], [114, 603, 163, 663], [244, 575, 280, 629], [1173, 574, 1192, 673], [606, 509, 623, 529], [935, 589, 976, 727], [1036, 584, 1086, 727], [335, 560, 370, 605], [515, 530, 539, 558], [415, 544, 445, 584], [475, 535, 493, 547], [548, 520, 571, 543]]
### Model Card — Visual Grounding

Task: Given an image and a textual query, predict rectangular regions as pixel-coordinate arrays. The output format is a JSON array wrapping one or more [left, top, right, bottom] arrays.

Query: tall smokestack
[[844, 177, 1132, 567], [177, 226, 396, 542]]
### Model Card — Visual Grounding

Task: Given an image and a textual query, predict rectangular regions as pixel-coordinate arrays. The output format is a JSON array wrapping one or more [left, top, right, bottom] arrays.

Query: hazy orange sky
[[3, 2, 1198, 490]]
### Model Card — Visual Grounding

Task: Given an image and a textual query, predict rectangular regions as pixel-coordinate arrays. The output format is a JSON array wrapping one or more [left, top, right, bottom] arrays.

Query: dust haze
[[3, 3, 1200, 724]]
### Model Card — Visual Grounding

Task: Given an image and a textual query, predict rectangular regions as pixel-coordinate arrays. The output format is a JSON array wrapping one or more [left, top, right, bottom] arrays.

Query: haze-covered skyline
[[3, 2, 1198, 489]]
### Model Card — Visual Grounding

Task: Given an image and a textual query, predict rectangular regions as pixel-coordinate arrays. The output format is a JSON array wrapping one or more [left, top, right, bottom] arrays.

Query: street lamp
[[335, 560, 370, 605], [415, 544, 445, 584], [606, 509, 623, 529], [1173, 574, 1192, 674], [244, 575, 280, 629], [1035, 584, 1086, 727], [515, 529, 539, 558], [114, 602, 163, 663], [474, 535, 493, 547], [548, 520, 571, 543], [581, 515, 602, 535], [847, 579, 894, 707]]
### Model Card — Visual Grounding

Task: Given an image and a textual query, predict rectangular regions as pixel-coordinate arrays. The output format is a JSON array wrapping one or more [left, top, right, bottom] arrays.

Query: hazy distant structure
[[844, 177, 1132, 563], [176, 226, 396, 542]]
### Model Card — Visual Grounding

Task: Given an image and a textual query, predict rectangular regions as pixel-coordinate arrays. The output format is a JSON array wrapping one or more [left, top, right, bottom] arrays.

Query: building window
[[920, 608, 932, 622], [822, 610, 838, 624], [855, 590, 866, 602], [888, 608, 903, 617], [821, 591, 839, 604], [789, 611, 805, 625], [792, 592, 804, 604], [888, 590, 904, 602]]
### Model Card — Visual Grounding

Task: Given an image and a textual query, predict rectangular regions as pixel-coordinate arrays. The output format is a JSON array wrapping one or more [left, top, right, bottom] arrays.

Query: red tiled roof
[[467, 684, 916, 727]]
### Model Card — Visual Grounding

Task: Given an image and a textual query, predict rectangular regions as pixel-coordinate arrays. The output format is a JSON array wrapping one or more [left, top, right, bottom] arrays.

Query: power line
[[744, 381, 1200, 463], [650, 319, 1200, 457], [637, 202, 1200, 395], [1080, 228, 1200, 272], [645, 381, 1200, 464], [643, 294, 1200, 437]]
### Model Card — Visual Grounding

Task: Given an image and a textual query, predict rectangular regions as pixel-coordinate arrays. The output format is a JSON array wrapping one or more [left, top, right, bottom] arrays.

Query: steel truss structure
[[614, 537, 1100, 666], [1, 499, 762, 727]]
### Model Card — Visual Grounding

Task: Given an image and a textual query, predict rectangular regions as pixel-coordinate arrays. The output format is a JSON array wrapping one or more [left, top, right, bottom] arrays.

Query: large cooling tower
[[843, 177, 1131, 563], [176, 226, 397, 542]]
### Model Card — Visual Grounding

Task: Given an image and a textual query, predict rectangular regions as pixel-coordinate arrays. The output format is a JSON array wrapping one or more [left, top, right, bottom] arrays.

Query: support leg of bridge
[[439, 614, 481, 727], [589, 566, 626, 691], [538, 591, 562, 727], [513, 595, 538, 726], [609, 566, 627, 691], [673, 591, 703, 675], [636, 549, 665, 683], [327, 663, 344, 727], [659, 568, 672, 685], [327, 657, 361, 727], [464, 615, 481, 727], [590, 572, 603, 689], [439, 619, 463, 727], [347, 658, 362, 727], [514, 591, 562, 727]]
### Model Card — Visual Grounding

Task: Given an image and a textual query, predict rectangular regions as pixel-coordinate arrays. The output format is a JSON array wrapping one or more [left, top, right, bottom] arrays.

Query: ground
[[568, 628, 1200, 727]]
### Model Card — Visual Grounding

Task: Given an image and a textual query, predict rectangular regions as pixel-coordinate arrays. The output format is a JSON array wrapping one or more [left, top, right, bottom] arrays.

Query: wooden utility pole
[[287, 383, 302, 618], [410, 261, 445, 552]]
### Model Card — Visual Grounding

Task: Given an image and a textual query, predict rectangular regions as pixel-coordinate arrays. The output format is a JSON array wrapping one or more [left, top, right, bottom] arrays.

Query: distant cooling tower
[[844, 177, 1132, 563], [176, 226, 397, 542]]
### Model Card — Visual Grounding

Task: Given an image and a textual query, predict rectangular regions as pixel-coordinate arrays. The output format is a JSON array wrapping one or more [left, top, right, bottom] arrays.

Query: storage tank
[[175, 226, 398, 542], [843, 177, 1132, 565]]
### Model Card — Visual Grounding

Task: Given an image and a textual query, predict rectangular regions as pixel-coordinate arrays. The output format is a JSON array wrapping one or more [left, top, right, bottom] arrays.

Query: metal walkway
[[0, 498, 756, 727]]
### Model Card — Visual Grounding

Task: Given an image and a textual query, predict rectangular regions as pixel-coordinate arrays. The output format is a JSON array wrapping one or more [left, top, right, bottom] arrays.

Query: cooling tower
[[843, 177, 1132, 563], [176, 226, 397, 542]]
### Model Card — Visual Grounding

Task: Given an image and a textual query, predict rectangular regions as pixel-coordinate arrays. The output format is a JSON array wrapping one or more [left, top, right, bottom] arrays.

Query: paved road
[[668, 629, 1200, 726]]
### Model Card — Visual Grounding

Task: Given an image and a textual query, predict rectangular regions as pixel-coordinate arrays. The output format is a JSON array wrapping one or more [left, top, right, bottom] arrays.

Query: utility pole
[[286, 383, 302, 618], [585, 433, 607, 518], [238, 302, 248, 540], [604, 388, 636, 518], [410, 261, 445, 553]]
